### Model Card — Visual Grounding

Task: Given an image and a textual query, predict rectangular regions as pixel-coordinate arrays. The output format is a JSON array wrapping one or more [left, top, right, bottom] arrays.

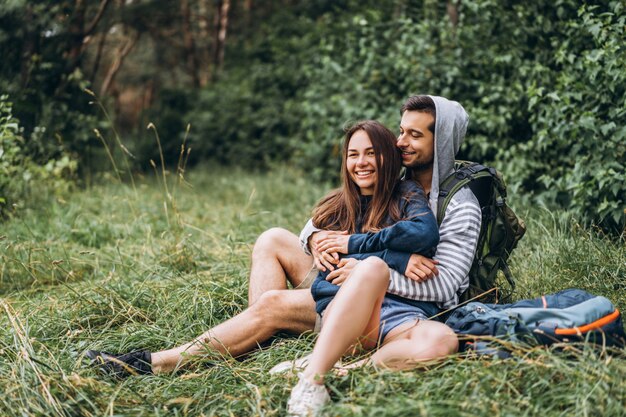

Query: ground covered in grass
[[1, 167, 625, 416]]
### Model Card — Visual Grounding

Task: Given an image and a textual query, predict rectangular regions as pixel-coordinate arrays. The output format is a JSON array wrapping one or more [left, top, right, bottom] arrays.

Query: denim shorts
[[378, 295, 441, 342], [316, 295, 441, 343]]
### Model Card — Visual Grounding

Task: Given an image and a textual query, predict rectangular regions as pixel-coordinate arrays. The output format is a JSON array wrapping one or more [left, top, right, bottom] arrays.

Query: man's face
[[397, 110, 435, 170]]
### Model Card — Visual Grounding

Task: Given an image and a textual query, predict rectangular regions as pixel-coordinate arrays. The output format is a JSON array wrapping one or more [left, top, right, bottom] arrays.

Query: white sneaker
[[270, 353, 342, 375], [270, 353, 312, 375], [286, 373, 330, 417]]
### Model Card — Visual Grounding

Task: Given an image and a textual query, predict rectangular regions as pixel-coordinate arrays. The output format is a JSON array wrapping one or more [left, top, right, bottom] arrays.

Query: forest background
[[0, 0, 624, 232]]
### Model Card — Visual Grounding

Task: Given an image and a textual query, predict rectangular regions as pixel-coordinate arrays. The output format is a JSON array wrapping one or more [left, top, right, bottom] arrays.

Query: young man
[[86, 95, 481, 377]]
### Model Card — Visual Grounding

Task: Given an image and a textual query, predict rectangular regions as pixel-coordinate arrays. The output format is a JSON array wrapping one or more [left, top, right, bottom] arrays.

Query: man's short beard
[[406, 161, 433, 173]]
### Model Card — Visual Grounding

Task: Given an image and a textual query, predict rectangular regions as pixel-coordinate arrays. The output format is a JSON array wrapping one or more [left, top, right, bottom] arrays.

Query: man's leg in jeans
[[151, 228, 316, 373]]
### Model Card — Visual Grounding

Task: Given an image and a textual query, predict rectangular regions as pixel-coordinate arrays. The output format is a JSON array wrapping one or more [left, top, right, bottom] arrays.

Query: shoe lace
[[288, 377, 327, 414]]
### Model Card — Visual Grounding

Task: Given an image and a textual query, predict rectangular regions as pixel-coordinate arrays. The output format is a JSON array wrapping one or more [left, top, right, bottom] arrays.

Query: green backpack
[[437, 161, 526, 303]]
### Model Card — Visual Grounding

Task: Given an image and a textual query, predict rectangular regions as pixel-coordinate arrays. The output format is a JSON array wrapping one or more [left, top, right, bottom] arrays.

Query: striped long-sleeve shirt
[[387, 187, 481, 309]]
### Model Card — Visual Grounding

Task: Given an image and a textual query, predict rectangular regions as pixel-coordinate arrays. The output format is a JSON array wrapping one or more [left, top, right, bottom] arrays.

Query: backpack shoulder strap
[[437, 161, 496, 224]]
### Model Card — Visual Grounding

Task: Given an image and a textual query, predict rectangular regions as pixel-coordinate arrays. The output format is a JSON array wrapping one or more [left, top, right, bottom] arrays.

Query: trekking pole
[[428, 287, 498, 322]]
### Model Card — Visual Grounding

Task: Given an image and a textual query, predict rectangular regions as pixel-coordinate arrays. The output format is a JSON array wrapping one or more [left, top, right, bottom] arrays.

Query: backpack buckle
[[455, 171, 469, 180]]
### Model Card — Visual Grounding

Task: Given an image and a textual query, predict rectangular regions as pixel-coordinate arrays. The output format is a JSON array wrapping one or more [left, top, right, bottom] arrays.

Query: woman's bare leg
[[368, 319, 458, 370], [301, 257, 389, 384]]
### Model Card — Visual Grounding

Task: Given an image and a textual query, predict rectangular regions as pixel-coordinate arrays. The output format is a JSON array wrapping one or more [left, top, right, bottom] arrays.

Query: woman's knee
[[412, 322, 459, 357], [352, 257, 390, 289], [436, 324, 459, 355]]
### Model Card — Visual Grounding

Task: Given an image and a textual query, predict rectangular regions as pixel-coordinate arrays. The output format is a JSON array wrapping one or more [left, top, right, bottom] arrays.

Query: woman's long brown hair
[[312, 120, 403, 233]]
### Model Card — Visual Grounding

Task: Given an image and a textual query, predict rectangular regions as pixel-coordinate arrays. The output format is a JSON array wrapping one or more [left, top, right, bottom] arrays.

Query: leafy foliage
[[0, 96, 24, 210], [180, 0, 625, 232], [0, 95, 77, 217], [519, 3, 626, 229], [0, 0, 623, 231], [0, 0, 106, 188]]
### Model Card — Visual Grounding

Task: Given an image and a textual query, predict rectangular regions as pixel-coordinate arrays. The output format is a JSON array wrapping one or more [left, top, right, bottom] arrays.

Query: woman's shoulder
[[397, 179, 426, 196]]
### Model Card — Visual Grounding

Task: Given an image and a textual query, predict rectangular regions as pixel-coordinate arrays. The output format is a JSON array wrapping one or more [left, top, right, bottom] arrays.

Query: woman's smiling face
[[346, 129, 377, 195]]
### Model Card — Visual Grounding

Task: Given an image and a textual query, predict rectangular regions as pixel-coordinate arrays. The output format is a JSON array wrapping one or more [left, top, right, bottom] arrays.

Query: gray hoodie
[[427, 95, 470, 215]]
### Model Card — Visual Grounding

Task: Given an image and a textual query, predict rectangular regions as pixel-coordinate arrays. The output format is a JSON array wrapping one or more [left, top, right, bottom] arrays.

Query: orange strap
[[554, 309, 621, 335]]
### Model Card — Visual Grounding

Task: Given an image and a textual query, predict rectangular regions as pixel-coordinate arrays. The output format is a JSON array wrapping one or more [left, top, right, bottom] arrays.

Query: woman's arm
[[317, 181, 439, 256], [351, 181, 438, 254]]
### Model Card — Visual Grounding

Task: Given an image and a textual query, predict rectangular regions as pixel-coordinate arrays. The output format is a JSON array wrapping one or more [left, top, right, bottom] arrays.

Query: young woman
[[286, 120, 451, 417]]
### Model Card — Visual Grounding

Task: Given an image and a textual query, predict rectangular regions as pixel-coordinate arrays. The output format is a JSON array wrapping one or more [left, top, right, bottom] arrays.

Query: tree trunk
[[20, 4, 37, 88], [180, 0, 200, 87], [197, 0, 212, 85], [85, 0, 112, 36], [66, 0, 111, 72], [90, 30, 108, 84], [66, 0, 87, 69], [100, 29, 140, 96], [212, 0, 231, 79], [57, 0, 112, 97]]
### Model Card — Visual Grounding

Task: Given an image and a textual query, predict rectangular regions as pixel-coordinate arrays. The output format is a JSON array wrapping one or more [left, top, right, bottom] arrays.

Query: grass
[[0, 166, 625, 416]]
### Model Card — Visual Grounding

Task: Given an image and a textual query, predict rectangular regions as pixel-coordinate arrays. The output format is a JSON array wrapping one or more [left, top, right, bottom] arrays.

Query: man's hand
[[326, 258, 359, 285], [405, 254, 439, 282], [309, 231, 345, 271], [316, 230, 350, 256]]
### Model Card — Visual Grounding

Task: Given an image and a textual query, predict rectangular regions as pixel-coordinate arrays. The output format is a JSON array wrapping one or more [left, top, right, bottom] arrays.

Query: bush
[[281, 0, 626, 232], [183, 6, 319, 169], [185, 73, 297, 168], [0, 95, 77, 217], [518, 3, 626, 231], [0, 96, 24, 211], [170, 0, 624, 233]]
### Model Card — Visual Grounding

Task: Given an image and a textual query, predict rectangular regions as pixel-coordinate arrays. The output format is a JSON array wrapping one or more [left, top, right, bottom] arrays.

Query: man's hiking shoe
[[270, 353, 342, 375], [85, 350, 153, 378], [287, 373, 330, 417]]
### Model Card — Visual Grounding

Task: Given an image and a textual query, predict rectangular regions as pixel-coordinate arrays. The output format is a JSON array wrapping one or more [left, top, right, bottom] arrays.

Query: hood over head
[[428, 95, 469, 214]]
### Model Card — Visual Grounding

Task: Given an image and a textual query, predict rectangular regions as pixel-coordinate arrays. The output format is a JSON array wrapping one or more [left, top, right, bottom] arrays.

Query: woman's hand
[[404, 254, 439, 282], [309, 231, 344, 271], [316, 230, 350, 257], [326, 258, 359, 285]]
